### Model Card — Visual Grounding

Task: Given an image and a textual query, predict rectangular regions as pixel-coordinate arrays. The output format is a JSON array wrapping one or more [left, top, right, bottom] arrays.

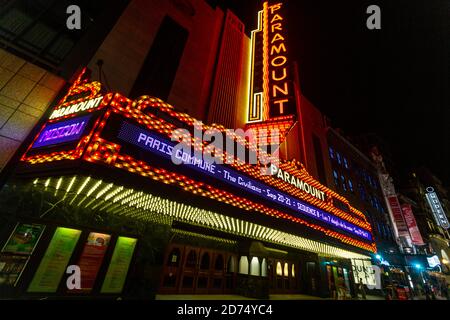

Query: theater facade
[[0, 65, 377, 299], [0, 1, 380, 299]]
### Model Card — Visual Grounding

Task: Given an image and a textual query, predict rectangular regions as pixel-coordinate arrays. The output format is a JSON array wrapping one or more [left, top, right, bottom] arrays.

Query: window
[[215, 254, 224, 270], [333, 170, 339, 186], [329, 146, 335, 159], [250, 257, 260, 276], [341, 175, 347, 192], [200, 253, 210, 270], [336, 152, 342, 165], [261, 259, 267, 277], [239, 256, 249, 275], [130, 15, 189, 100], [0, 0, 119, 70], [167, 248, 181, 267], [348, 179, 354, 192], [343, 157, 349, 169], [313, 134, 327, 184], [358, 184, 366, 201], [284, 263, 289, 277], [186, 250, 197, 268], [276, 262, 283, 276], [227, 256, 236, 273]]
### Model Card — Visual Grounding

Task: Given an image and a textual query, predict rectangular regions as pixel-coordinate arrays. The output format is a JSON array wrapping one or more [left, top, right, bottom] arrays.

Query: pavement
[[155, 294, 386, 300]]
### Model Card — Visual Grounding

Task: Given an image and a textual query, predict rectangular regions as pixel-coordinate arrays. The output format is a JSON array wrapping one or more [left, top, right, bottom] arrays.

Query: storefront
[[0, 71, 376, 299]]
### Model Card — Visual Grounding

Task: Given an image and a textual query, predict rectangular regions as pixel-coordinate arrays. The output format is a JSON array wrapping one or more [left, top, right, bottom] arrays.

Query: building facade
[[0, 0, 379, 300]]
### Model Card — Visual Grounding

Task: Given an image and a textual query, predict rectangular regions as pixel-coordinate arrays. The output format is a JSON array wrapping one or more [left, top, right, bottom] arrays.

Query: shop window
[[291, 264, 295, 278], [261, 259, 267, 277], [239, 256, 249, 275], [186, 250, 197, 268], [250, 257, 260, 276], [276, 262, 283, 276], [284, 263, 289, 277], [215, 254, 224, 271], [182, 276, 194, 288], [200, 253, 210, 270], [167, 248, 181, 267], [212, 278, 222, 289], [197, 277, 208, 288], [163, 274, 177, 288], [227, 256, 236, 273]]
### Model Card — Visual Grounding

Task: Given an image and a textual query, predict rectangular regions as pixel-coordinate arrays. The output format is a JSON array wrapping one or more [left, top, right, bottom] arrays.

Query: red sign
[[73, 232, 111, 292], [401, 204, 425, 245], [387, 196, 410, 238]]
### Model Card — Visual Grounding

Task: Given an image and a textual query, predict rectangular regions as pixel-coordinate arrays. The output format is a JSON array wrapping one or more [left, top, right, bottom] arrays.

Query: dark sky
[[223, 0, 450, 188]]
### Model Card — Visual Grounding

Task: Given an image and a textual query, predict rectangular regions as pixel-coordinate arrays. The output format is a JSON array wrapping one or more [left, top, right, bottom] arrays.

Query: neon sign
[[117, 121, 372, 241], [32, 115, 91, 149], [270, 165, 326, 201], [425, 187, 449, 229], [267, 2, 293, 118], [49, 96, 103, 120], [248, 1, 295, 122], [20, 72, 376, 253]]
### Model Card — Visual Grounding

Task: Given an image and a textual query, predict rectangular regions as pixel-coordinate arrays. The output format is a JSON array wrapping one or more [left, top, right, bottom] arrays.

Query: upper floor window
[[336, 152, 342, 165], [0, 0, 111, 70], [348, 179, 354, 193], [341, 175, 347, 192], [333, 170, 339, 186], [329, 147, 335, 159], [358, 184, 366, 201], [343, 157, 349, 169]]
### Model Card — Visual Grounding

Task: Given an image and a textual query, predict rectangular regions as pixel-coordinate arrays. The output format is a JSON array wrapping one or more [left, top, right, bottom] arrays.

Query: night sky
[[224, 0, 450, 187]]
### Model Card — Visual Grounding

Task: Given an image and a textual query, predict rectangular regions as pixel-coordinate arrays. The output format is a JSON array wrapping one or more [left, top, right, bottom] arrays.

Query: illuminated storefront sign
[[425, 187, 449, 229], [117, 121, 372, 241], [32, 115, 91, 149], [427, 255, 441, 268], [351, 259, 380, 289], [49, 96, 103, 120]]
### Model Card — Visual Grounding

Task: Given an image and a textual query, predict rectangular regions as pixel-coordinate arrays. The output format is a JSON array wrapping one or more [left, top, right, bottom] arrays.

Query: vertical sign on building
[[387, 196, 411, 239], [425, 187, 450, 229], [248, 1, 296, 123], [401, 204, 425, 245]]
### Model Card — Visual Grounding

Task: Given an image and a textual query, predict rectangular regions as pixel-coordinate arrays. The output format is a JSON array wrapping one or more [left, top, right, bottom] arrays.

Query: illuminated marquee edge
[[32, 175, 374, 260]]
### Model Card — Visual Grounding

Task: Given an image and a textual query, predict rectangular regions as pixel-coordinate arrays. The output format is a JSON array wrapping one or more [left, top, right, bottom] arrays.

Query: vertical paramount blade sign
[[249, 1, 296, 122]]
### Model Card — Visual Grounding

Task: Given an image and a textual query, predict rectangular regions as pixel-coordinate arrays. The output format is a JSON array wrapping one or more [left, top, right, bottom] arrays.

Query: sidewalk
[[155, 294, 386, 300]]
